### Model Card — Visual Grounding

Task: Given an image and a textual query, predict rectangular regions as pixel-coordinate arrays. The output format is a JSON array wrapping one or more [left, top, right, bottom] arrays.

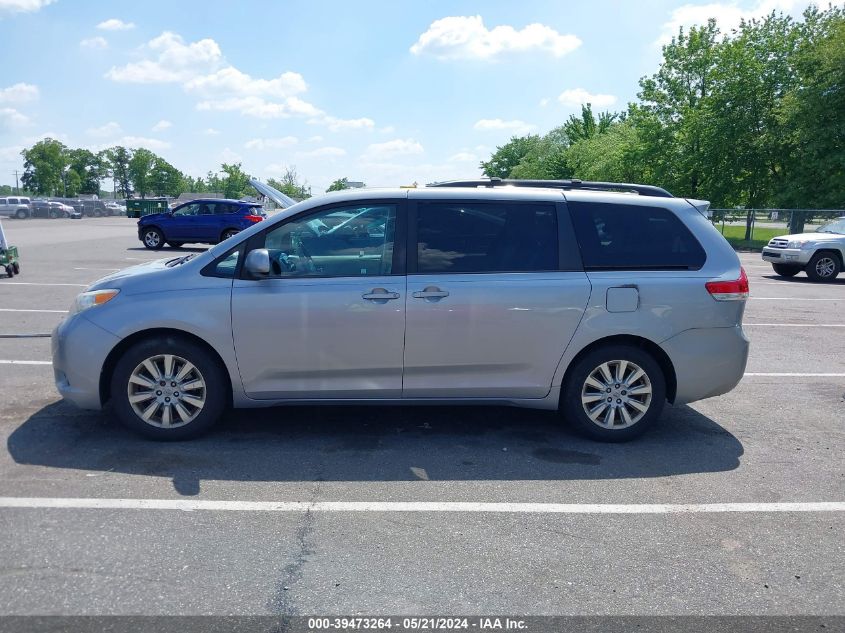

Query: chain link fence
[[709, 209, 844, 248]]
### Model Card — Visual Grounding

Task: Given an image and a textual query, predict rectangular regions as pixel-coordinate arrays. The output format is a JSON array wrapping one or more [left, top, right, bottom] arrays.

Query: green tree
[[327, 177, 349, 192], [220, 162, 251, 199], [268, 166, 311, 200], [567, 119, 645, 183], [105, 146, 133, 198], [128, 148, 156, 198], [20, 138, 68, 195], [479, 135, 542, 178], [67, 148, 107, 195]]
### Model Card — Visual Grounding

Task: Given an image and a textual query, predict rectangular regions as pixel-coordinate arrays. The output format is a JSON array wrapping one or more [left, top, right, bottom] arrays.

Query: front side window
[[262, 204, 396, 278], [569, 202, 706, 270], [416, 202, 558, 274], [173, 203, 199, 217]]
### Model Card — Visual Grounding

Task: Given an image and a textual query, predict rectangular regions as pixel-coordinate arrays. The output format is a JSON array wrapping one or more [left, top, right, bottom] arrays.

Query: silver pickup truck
[[761, 217, 845, 281]]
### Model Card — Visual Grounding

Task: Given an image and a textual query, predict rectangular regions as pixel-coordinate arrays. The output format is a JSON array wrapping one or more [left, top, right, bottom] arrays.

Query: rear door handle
[[412, 286, 450, 300], [362, 288, 400, 301]]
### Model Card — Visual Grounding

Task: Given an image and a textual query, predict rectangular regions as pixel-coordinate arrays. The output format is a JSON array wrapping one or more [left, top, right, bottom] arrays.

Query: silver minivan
[[52, 179, 750, 441]]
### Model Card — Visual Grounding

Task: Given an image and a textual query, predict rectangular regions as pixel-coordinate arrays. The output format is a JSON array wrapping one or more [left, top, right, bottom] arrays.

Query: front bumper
[[761, 247, 810, 265], [661, 325, 750, 405], [52, 314, 121, 410]]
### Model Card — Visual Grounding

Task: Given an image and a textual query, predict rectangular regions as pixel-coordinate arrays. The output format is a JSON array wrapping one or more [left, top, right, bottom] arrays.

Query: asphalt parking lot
[[0, 217, 842, 617]]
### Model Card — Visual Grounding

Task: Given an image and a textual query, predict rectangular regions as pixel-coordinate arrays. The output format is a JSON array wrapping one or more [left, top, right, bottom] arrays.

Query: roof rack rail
[[426, 178, 674, 198]]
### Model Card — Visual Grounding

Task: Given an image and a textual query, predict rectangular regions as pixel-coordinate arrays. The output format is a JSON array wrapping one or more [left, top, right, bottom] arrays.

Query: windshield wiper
[[165, 254, 196, 267]]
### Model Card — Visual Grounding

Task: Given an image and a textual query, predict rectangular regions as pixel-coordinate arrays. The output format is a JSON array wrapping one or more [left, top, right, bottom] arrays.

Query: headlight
[[69, 289, 119, 315], [787, 240, 811, 249]]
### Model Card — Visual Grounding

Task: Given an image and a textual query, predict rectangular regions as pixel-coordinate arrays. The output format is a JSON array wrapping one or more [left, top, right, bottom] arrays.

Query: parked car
[[53, 178, 750, 441], [0, 196, 31, 219], [761, 217, 845, 281], [31, 200, 70, 218], [137, 198, 267, 249], [80, 200, 110, 217], [105, 202, 126, 216]]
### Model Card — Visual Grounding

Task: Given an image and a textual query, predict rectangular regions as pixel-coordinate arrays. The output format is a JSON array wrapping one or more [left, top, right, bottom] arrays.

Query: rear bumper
[[661, 325, 750, 405], [761, 248, 809, 265], [52, 314, 121, 410]]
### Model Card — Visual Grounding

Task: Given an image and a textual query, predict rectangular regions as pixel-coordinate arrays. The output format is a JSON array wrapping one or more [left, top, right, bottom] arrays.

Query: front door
[[403, 198, 591, 399], [167, 203, 201, 240], [232, 200, 406, 399]]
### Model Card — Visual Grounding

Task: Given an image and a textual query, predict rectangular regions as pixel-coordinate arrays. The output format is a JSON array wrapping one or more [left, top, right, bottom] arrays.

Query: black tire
[[110, 335, 228, 440], [94, 209, 102, 217], [220, 229, 239, 242], [4, 266, 12, 278], [805, 251, 840, 282], [49, 210, 58, 219], [561, 344, 666, 442], [15, 209, 27, 219], [772, 263, 801, 278], [141, 227, 164, 250], [167, 241, 184, 248], [11, 262, 19, 275]]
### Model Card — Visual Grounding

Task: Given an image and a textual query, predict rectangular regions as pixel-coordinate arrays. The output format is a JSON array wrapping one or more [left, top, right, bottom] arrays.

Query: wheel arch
[[813, 247, 844, 267], [559, 334, 677, 406], [99, 327, 233, 407]]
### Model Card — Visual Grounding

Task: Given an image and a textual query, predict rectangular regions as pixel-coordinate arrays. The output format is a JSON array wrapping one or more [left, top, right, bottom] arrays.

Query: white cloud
[[297, 146, 346, 158], [151, 119, 172, 132], [656, 0, 806, 45], [0, 107, 30, 128], [196, 95, 321, 119], [0, 82, 39, 104], [0, 0, 54, 14], [115, 136, 171, 151], [244, 136, 299, 150], [185, 67, 306, 98], [557, 88, 617, 109], [97, 18, 135, 31], [203, 128, 220, 136], [448, 152, 478, 163], [362, 138, 424, 161], [539, 97, 550, 107], [218, 147, 242, 164], [87, 121, 122, 137], [411, 15, 581, 60], [314, 115, 375, 132], [473, 118, 536, 135], [80, 36, 108, 50], [105, 31, 222, 83], [306, 135, 323, 143]]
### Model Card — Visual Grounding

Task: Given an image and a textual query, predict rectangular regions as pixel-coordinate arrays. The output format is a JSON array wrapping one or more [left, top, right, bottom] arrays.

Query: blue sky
[[0, 0, 816, 192]]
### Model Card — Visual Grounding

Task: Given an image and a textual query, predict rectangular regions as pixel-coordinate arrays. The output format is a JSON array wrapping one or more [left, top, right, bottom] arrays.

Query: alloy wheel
[[126, 354, 207, 428], [580, 360, 653, 429], [815, 256, 836, 278], [144, 231, 161, 248]]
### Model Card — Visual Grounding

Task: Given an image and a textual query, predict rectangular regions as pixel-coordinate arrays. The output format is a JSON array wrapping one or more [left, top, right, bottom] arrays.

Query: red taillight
[[244, 214, 264, 223], [706, 267, 749, 301]]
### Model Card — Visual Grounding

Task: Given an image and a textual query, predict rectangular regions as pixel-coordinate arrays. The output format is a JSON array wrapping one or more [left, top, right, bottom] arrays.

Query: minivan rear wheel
[[110, 336, 227, 440], [562, 345, 666, 442]]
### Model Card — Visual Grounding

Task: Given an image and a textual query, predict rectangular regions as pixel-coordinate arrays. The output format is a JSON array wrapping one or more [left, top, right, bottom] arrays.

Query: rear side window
[[415, 202, 558, 273], [569, 202, 706, 270]]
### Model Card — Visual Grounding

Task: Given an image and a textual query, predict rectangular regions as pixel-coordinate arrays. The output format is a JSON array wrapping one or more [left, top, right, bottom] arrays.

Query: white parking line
[[0, 308, 67, 313], [73, 267, 119, 272], [744, 323, 845, 327], [745, 372, 845, 377], [0, 497, 842, 514], [0, 282, 86, 287], [749, 297, 841, 301], [0, 360, 52, 365]]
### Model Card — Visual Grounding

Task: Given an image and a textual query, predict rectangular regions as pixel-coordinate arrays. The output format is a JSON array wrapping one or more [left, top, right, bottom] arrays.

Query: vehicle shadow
[[7, 401, 743, 495], [761, 274, 845, 286]]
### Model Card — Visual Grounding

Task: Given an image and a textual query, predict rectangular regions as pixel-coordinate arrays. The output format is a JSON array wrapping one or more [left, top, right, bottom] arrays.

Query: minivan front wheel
[[142, 227, 164, 250], [562, 345, 666, 442], [111, 337, 227, 440]]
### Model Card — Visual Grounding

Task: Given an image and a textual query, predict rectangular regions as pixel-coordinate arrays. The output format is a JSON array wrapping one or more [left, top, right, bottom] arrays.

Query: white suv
[[0, 196, 32, 219], [761, 217, 845, 281]]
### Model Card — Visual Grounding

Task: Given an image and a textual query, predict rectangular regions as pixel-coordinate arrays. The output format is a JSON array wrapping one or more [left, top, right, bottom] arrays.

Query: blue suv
[[137, 199, 266, 250]]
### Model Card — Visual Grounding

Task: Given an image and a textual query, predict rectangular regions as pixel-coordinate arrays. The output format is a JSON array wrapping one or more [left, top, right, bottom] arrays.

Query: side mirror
[[244, 248, 271, 277]]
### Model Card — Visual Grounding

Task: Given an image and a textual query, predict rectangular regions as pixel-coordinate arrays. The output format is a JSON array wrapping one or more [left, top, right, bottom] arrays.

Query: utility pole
[[12, 170, 20, 194]]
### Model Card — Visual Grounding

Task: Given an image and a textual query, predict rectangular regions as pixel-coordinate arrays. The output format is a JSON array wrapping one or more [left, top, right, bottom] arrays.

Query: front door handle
[[362, 288, 400, 301], [412, 286, 450, 300]]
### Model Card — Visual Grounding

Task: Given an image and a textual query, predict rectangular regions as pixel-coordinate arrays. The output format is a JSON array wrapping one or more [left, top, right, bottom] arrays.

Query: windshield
[[816, 218, 845, 234]]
